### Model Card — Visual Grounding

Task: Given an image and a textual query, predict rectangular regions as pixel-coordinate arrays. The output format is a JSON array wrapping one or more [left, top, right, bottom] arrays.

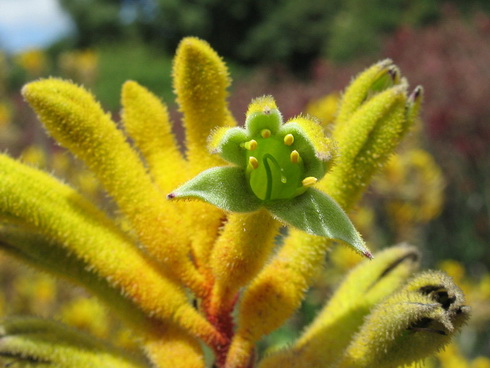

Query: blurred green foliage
[[326, 0, 440, 62], [58, 0, 490, 67], [59, 0, 127, 47], [93, 42, 173, 110]]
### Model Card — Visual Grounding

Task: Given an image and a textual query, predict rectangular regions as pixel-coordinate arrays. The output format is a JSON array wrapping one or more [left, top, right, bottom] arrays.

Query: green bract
[[169, 96, 371, 257]]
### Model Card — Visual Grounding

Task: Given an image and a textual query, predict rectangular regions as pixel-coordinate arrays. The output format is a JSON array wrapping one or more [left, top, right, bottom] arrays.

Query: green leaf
[[267, 188, 371, 257], [168, 166, 262, 212], [0, 317, 148, 368]]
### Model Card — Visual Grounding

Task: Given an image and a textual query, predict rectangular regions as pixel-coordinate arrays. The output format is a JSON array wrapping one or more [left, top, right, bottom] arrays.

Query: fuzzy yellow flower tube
[[321, 62, 423, 209], [143, 322, 206, 368], [121, 80, 188, 192], [173, 37, 235, 172], [334, 59, 399, 130], [0, 154, 219, 345], [0, 317, 147, 368], [121, 80, 221, 276], [0, 225, 208, 367], [226, 231, 331, 363], [22, 78, 204, 293], [172, 38, 234, 273], [209, 209, 280, 315]]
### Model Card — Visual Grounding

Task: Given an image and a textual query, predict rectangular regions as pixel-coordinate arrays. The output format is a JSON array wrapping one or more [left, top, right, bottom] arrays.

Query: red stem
[[205, 292, 240, 367]]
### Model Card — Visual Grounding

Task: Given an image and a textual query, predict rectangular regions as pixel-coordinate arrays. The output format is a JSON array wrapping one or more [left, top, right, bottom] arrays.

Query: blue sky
[[0, 0, 73, 53]]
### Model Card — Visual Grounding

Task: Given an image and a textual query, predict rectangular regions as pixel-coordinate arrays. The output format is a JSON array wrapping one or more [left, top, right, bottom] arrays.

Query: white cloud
[[0, 0, 73, 53]]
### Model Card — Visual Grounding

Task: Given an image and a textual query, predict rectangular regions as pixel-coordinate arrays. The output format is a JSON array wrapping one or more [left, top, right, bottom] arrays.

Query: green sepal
[[209, 126, 249, 166], [405, 86, 424, 128], [336, 59, 395, 127], [245, 110, 282, 136], [279, 122, 328, 179], [368, 65, 400, 94], [0, 317, 148, 368], [267, 188, 371, 257], [168, 166, 262, 212], [245, 96, 282, 136]]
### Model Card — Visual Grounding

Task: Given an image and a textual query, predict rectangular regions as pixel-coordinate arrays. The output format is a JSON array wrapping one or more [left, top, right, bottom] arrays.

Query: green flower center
[[245, 130, 310, 201]]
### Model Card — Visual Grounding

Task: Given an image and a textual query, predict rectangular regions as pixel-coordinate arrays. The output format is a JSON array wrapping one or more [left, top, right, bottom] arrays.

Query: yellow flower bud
[[121, 80, 188, 192], [173, 37, 235, 172], [322, 84, 410, 210], [337, 271, 470, 368], [259, 245, 421, 368]]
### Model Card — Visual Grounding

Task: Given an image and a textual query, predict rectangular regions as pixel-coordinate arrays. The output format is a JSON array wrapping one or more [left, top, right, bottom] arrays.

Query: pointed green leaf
[[0, 317, 148, 368], [168, 166, 262, 212], [267, 188, 371, 257]]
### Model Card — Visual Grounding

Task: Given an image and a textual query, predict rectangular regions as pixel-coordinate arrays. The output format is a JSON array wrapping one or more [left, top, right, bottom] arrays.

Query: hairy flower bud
[[337, 271, 470, 368]]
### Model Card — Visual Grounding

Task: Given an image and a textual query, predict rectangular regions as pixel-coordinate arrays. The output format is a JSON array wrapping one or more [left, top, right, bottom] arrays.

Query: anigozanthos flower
[[0, 36, 469, 368], [168, 95, 371, 258]]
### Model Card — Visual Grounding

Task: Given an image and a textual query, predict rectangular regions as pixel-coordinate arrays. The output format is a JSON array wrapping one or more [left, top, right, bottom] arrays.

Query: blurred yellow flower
[[375, 148, 445, 240], [60, 297, 109, 339], [16, 49, 47, 76], [306, 92, 340, 128], [59, 50, 98, 85], [0, 102, 11, 127]]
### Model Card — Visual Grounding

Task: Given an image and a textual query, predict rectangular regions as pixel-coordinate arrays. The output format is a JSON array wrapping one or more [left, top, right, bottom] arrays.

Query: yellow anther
[[284, 133, 294, 146], [249, 156, 259, 169], [243, 139, 258, 151], [261, 129, 271, 138], [290, 150, 300, 164], [302, 176, 318, 187]]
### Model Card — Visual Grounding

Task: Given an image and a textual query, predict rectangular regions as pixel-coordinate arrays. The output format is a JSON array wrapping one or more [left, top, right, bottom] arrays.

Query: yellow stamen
[[302, 176, 318, 187], [284, 134, 294, 146], [243, 139, 258, 151], [261, 129, 271, 138], [290, 150, 300, 164], [249, 156, 259, 169]]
